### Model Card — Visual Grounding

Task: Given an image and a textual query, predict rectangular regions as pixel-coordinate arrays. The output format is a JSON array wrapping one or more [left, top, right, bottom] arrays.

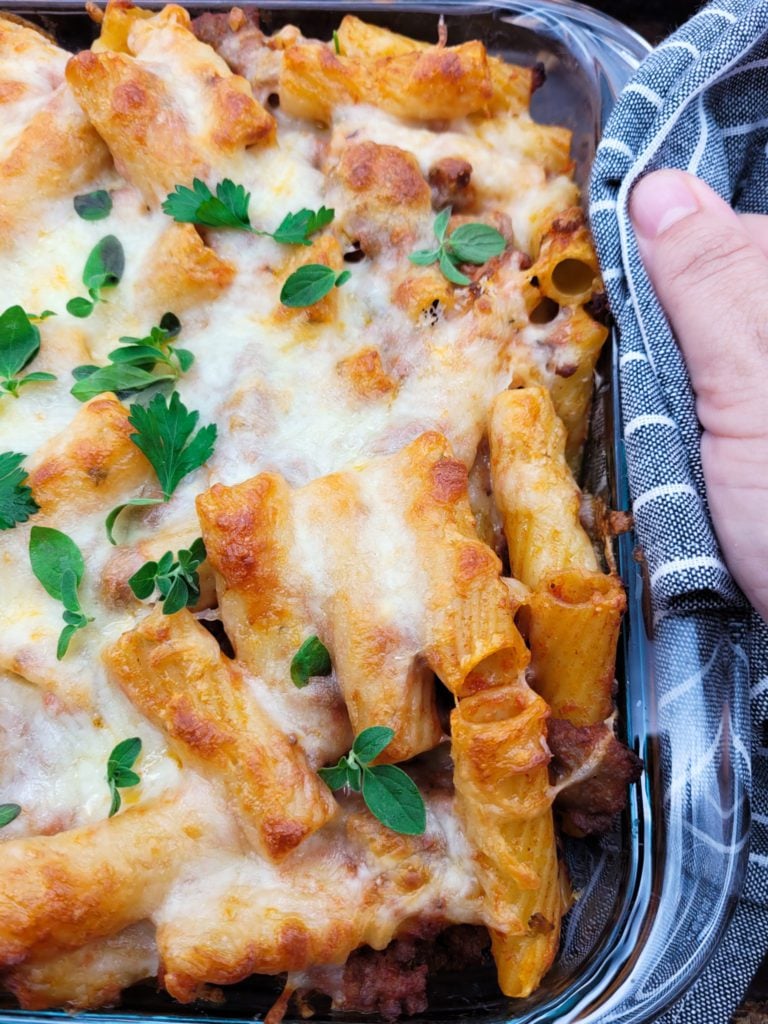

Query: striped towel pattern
[[590, 1, 768, 1020]]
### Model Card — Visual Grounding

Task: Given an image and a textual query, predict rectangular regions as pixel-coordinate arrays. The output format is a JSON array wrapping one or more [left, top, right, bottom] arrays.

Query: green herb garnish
[[128, 538, 206, 615], [106, 392, 216, 544], [28, 526, 93, 659], [409, 207, 506, 285], [66, 235, 125, 318], [106, 737, 142, 817], [291, 635, 332, 688], [0, 305, 57, 396], [318, 726, 426, 835], [280, 265, 351, 308], [73, 190, 112, 221], [0, 803, 21, 828], [0, 452, 38, 530], [332, 29, 341, 54], [163, 178, 251, 230], [71, 313, 192, 402], [270, 207, 334, 246], [163, 178, 334, 246]]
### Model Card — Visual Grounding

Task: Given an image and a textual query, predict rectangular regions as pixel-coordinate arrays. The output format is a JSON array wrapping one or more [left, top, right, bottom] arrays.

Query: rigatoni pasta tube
[[451, 670, 562, 997], [336, 14, 538, 115], [0, 788, 211, 963], [526, 569, 625, 727], [279, 41, 492, 124], [488, 386, 598, 588], [104, 608, 337, 860]]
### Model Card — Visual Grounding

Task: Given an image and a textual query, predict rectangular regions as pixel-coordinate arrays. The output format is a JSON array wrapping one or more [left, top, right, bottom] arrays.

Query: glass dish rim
[[0, 3, 749, 1023]]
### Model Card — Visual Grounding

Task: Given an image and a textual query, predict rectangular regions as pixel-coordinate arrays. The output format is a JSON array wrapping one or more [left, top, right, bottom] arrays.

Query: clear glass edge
[[0, 3, 749, 1023]]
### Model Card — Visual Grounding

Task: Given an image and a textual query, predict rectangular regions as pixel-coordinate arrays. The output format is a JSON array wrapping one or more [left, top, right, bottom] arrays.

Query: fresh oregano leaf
[[106, 737, 142, 817], [66, 297, 95, 318], [0, 305, 40, 381], [28, 526, 85, 601], [71, 364, 175, 402], [0, 803, 21, 828], [83, 235, 125, 292], [447, 222, 506, 264], [74, 190, 113, 221], [439, 249, 471, 286], [128, 538, 206, 614], [317, 727, 427, 835], [361, 764, 426, 836], [67, 236, 125, 316], [290, 635, 332, 688], [409, 207, 506, 286], [28, 526, 92, 659], [352, 726, 395, 765], [105, 496, 164, 546]]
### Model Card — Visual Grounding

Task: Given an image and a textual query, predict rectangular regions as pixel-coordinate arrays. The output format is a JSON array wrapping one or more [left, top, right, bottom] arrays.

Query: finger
[[629, 169, 768, 439], [739, 212, 768, 260]]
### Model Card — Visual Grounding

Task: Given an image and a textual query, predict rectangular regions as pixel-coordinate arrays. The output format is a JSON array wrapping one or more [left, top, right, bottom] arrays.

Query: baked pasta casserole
[[0, 4, 642, 1018]]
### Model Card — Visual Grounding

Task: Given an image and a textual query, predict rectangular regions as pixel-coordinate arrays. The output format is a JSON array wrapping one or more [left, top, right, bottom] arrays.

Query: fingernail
[[630, 170, 700, 240]]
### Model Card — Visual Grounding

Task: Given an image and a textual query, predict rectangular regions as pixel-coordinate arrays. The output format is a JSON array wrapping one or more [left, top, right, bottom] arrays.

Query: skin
[[629, 168, 768, 622]]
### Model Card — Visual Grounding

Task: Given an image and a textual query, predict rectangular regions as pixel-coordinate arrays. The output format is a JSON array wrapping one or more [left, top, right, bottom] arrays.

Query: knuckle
[[661, 225, 757, 294]]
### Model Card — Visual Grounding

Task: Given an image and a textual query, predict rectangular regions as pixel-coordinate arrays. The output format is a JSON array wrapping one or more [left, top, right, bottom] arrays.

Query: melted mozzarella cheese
[[0, 14, 596, 1006]]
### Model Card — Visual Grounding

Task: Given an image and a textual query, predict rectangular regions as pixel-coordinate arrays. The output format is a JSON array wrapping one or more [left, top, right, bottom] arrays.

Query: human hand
[[630, 168, 768, 621]]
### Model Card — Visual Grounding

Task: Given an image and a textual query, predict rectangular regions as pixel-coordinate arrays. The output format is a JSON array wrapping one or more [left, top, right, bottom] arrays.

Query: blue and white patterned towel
[[590, 2, 768, 1020]]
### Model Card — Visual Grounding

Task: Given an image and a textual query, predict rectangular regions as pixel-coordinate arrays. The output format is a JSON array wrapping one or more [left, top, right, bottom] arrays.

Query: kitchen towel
[[589, 1, 768, 1020]]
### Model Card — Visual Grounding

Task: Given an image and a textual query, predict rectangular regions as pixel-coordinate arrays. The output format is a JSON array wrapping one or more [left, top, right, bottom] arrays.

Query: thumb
[[630, 169, 768, 440], [630, 169, 768, 619]]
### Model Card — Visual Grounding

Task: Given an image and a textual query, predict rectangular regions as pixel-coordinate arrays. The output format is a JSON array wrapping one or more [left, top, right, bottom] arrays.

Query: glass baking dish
[[0, 1, 750, 1022]]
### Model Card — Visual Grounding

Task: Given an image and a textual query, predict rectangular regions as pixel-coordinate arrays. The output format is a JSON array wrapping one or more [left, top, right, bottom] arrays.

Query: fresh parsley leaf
[[74, 190, 112, 221], [106, 737, 142, 817], [408, 208, 506, 286], [128, 538, 206, 615], [71, 364, 175, 402], [290, 635, 332, 688], [317, 727, 426, 835], [128, 392, 217, 500], [0, 305, 55, 395], [67, 236, 125, 317], [28, 526, 93, 658], [280, 265, 351, 307], [0, 803, 21, 828], [0, 452, 38, 530], [162, 178, 334, 249], [162, 178, 252, 231], [361, 764, 426, 835], [270, 206, 335, 246], [106, 394, 216, 543]]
